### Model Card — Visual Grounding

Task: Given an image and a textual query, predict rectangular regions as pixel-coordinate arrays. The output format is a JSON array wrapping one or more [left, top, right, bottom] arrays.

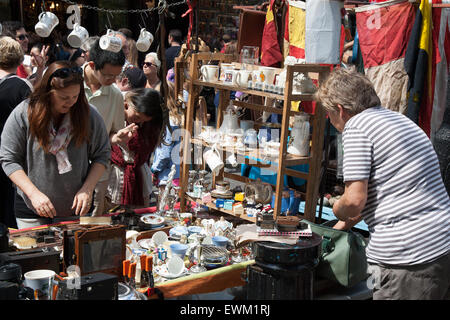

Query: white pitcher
[[287, 113, 310, 156]]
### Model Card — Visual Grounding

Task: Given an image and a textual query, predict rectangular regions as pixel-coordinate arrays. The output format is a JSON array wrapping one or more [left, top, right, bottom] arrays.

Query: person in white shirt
[[83, 39, 138, 216], [315, 68, 450, 300]]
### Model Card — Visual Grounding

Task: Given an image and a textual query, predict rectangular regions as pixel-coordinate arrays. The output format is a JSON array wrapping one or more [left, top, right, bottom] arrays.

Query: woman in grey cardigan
[[0, 61, 111, 229]]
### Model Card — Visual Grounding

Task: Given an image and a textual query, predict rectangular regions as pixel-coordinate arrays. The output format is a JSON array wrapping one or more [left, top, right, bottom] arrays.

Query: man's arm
[[332, 180, 368, 230]]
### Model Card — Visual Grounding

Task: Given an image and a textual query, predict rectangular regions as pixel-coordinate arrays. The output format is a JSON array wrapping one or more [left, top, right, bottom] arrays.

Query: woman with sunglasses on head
[[143, 52, 161, 92], [107, 88, 169, 207], [0, 61, 111, 229]]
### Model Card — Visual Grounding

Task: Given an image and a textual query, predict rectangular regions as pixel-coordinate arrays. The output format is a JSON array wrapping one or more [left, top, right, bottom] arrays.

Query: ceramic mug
[[24, 269, 56, 299], [35, 11, 59, 38], [223, 69, 238, 86], [136, 28, 154, 52], [200, 65, 219, 82], [257, 66, 277, 85], [203, 147, 224, 176], [67, 23, 89, 48], [99, 29, 123, 53], [219, 63, 234, 81], [235, 70, 252, 88]]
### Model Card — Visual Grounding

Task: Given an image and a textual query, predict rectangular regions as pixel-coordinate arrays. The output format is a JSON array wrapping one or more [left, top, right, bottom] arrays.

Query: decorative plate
[[140, 214, 165, 226], [151, 231, 168, 247], [155, 264, 189, 279], [137, 238, 154, 250]]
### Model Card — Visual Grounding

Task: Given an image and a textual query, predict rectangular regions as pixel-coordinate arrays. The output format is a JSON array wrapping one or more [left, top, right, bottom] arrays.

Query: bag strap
[[0, 74, 33, 91]]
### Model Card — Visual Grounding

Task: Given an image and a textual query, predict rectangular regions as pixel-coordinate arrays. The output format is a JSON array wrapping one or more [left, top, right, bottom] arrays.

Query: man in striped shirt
[[315, 68, 450, 300]]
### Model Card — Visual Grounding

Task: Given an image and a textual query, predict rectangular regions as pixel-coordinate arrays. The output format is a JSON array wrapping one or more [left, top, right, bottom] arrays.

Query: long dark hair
[[124, 88, 169, 148], [28, 60, 90, 152]]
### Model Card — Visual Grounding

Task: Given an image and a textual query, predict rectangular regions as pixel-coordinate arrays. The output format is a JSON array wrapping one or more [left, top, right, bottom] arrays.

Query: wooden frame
[[73, 225, 126, 278], [179, 52, 329, 223]]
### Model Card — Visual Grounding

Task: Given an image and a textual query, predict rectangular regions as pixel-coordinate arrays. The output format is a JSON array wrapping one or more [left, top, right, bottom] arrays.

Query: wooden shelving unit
[[179, 52, 329, 222]]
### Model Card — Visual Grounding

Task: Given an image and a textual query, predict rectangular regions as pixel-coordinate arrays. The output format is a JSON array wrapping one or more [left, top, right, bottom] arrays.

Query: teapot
[[244, 179, 273, 204]]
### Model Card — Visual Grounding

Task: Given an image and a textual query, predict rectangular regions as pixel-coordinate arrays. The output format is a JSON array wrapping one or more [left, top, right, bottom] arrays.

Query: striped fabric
[[343, 106, 450, 266]]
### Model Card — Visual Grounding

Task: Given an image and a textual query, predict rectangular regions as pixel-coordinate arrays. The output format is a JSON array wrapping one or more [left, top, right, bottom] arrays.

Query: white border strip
[[355, 0, 408, 12]]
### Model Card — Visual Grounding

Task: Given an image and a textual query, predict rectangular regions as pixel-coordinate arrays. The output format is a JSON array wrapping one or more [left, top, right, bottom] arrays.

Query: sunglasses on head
[[47, 67, 83, 87], [17, 34, 28, 41], [143, 62, 154, 68]]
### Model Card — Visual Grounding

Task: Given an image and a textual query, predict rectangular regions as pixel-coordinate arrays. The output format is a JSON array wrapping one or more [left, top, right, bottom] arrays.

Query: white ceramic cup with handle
[[223, 69, 238, 86], [136, 28, 154, 52], [99, 29, 123, 53], [203, 147, 224, 176], [24, 269, 56, 299], [235, 69, 252, 88], [35, 11, 59, 38], [67, 23, 89, 48], [200, 65, 219, 82], [219, 63, 234, 81], [258, 66, 277, 85]]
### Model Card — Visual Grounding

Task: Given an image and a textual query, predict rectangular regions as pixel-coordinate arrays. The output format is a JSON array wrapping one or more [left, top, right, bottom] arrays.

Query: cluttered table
[[3, 200, 369, 300]]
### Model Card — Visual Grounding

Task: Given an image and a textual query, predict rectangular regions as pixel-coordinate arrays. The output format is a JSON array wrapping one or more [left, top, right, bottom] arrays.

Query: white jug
[[287, 113, 310, 156], [219, 110, 239, 134]]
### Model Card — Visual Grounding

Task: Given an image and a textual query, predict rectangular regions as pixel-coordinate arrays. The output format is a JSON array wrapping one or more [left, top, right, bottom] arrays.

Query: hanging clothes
[[356, 0, 415, 114], [261, 0, 284, 67]]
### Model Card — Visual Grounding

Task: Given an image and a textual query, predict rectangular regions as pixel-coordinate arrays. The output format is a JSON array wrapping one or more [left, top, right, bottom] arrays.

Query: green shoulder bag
[[305, 220, 369, 288]]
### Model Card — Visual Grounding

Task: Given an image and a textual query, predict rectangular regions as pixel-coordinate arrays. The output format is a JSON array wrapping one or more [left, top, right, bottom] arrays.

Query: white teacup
[[24, 269, 56, 299], [203, 148, 224, 176], [200, 65, 219, 82], [256, 66, 277, 85], [235, 70, 252, 88], [223, 69, 238, 86], [136, 28, 154, 52], [99, 29, 123, 53], [35, 11, 59, 38], [67, 23, 89, 48], [219, 63, 234, 81]]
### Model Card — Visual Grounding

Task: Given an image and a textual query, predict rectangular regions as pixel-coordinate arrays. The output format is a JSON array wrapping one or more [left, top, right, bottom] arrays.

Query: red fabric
[[16, 64, 28, 78], [418, 0, 450, 136], [356, 2, 415, 68], [110, 123, 158, 205], [260, 0, 283, 67], [182, 0, 197, 50]]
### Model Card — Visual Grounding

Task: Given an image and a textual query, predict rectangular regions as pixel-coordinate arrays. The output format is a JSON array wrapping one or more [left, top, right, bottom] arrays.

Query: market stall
[[1, 0, 448, 302]]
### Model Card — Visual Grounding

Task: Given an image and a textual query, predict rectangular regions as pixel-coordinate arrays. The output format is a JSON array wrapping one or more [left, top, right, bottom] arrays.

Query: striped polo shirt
[[343, 106, 450, 266]]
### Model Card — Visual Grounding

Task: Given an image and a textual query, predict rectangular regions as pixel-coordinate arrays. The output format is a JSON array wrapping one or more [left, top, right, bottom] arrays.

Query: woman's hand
[[29, 191, 56, 218], [31, 45, 49, 70], [111, 123, 138, 146], [72, 188, 93, 216]]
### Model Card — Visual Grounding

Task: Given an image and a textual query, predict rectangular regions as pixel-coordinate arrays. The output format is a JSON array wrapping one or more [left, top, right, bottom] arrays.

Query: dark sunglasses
[[47, 67, 83, 87], [17, 34, 28, 41], [143, 62, 154, 68]]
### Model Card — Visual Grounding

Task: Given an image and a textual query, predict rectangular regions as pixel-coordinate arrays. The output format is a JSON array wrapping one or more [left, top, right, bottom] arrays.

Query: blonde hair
[[166, 80, 184, 126], [315, 67, 381, 115], [0, 36, 24, 70], [127, 39, 138, 67]]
